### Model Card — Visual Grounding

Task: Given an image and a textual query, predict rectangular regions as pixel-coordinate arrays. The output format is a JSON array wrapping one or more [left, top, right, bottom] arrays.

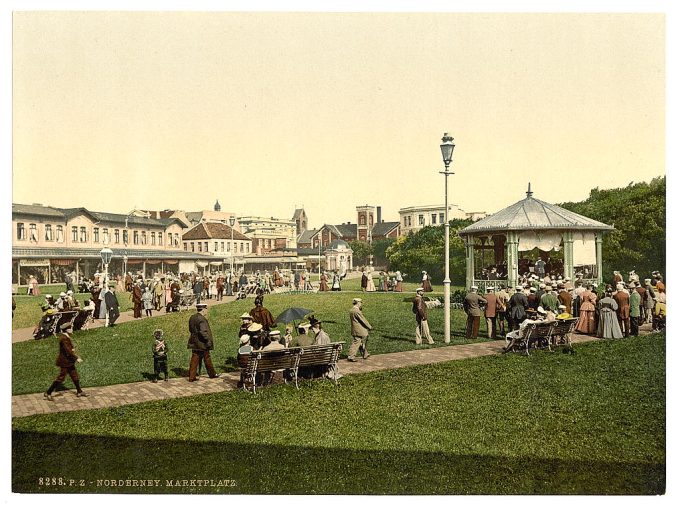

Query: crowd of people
[[458, 270, 666, 349]]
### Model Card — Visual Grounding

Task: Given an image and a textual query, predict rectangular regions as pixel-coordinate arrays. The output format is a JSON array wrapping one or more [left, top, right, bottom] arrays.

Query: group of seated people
[[33, 292, 96, 339], [235, 310, 339, 387]]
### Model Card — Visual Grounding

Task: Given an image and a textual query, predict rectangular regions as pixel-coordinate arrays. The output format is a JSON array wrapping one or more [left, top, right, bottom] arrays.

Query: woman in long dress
[[421, 271, 433, 292], [28, 275, 40, 296], [597, 291, 623, 338], [366, 270, 376, 292], [575, 284, 597, 334], [395, 271, 404, 292], [319, 272, 329, 291]]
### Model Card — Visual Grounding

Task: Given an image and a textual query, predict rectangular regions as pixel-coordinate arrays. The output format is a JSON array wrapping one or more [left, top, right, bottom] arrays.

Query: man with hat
[[508, 285, 529, 331], [412, 288, 435, 345], [495, 285, 510, 336], [643, 278, 657, 324], [104, 284, 120, 326], [262, 330, 285, 351], [309, 316, 331, 346], [628, 283, 641, 336], [290, 322, 313, 347], [187, 303, 220, 381], [463, 285, 486, 339], [348, 298, 372, 361], [44, 323, 87, 400], [557, 285, 573, 317], [613, 283, 631, 337], [483, 286, 498, 339], [540, 285, 559, 313], [238, 312, 254, 339]]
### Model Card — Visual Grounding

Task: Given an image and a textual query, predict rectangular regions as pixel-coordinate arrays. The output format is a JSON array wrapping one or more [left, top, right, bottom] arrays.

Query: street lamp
[[100, 247, 113, 327], [229, 217, 236, 274], [440, 133, 455, 344]]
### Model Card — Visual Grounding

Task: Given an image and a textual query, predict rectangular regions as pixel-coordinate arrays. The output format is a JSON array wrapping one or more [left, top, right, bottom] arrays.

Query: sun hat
[[240, 313, 252, 319], [247, 322, 263, 332]]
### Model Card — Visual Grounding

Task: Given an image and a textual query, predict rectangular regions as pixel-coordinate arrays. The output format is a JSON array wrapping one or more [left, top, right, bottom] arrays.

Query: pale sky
[[12, 11, 665, 226]]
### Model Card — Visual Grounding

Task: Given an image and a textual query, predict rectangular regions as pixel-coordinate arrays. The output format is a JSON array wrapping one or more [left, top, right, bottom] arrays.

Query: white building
[[398, 204, 468, 236], [238, 215, 298, 254]]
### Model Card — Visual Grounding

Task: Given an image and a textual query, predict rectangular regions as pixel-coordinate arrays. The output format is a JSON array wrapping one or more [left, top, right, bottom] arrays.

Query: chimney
[[377, 206, 382, 225]]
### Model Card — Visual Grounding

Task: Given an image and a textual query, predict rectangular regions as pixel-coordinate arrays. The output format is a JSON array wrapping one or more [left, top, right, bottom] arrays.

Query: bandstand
[[458, 184, 614, 290]]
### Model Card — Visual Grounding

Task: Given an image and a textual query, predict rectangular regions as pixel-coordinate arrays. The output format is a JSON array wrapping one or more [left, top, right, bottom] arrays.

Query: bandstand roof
[[459, 185, 614, 236]]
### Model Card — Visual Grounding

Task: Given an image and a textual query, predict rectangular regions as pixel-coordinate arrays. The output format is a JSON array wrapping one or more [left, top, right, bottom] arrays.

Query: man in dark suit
[[44, 323, 87, 400], [187, 303, 220, 381], [104, 285, 120, 327]]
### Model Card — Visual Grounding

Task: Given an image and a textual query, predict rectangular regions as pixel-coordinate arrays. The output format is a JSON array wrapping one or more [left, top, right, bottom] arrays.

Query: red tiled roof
[[182, 222, 250, 241]]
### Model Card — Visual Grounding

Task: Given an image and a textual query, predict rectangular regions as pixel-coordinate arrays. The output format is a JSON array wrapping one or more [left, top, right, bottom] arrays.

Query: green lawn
[[12, 333, 665, 494], [12, 290, 481, 395]]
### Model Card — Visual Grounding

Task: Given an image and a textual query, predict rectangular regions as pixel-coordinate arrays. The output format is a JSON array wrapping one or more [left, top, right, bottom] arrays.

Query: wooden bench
[[506, 321, 555, 355], [241, 348, 302, 394], [551, 318, 578, 348], [294, 342, 344, 384]]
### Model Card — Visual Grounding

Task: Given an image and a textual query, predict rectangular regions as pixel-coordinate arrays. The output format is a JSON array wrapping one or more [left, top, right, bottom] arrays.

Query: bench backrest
[[244, 348, 301, 374], [295, 342, 343, 368], [554, 318, 578, 334], [525, 321, 556, 338]]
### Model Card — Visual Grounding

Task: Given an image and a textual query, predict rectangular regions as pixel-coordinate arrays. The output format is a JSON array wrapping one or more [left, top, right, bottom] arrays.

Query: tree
[[372, 238, 395, 268], [348, 240, 372, 266], [559, 176, 665, 277], [385, 219, 472, 285]]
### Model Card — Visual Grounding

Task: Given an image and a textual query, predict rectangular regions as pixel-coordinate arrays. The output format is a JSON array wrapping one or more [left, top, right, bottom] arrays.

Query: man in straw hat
[[347, 298, 372, 361], [463, 285, 486, 339], [412, 288, 434, 345], [187, 303, 220, 381], [44, 322, 87, 400]]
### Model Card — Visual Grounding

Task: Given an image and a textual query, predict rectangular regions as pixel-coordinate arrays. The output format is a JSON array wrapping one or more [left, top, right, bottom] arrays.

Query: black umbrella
[[274, 307, 313, 324]]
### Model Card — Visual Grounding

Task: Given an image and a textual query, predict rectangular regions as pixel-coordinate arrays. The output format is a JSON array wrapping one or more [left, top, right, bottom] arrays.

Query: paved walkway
[[12, 332, 616, 419], [11, 294, 237, 343]]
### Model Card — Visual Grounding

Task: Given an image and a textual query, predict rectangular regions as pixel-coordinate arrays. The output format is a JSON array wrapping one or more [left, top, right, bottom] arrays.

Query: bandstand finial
[[526, 182, 533, 198]]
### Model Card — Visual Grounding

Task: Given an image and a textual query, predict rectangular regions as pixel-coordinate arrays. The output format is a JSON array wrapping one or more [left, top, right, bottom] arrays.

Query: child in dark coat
[[152, 329, 169, 382]]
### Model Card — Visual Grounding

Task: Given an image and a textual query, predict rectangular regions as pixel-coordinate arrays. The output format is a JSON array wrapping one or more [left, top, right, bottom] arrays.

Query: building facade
[[238, 215, 298, 254], [182, 222, 252, 272], [398, 204, 469, 236], [11, 204, 202, 285]]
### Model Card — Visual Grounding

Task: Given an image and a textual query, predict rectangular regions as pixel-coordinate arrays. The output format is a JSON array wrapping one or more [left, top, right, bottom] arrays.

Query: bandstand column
[[595, 231, 603, 285], [506, 231, 519, 289], [562, 231, 574, 280], [465, 236, 475, 289]]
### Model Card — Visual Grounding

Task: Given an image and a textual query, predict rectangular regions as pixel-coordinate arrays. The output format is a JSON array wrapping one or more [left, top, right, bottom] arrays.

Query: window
[[123, 230, 129, 244], [72, 226, 78, 242], [198, 242, 202, 252], [184, 242, 187, 251], [114, 229, 120, 243], [233, 242, 237, 252], [29, 223, 38, 241], [220, 242, 224, 252], [369, 215, 373, 226], [246, 243, 250, 253], [191, 242, 195, 252], [16, 223, 26, 240], [56, 225, 64, 243], [45, 224, 53, 241], [204, 241, 208, 252], [103, 228, 109, 244], [158, 233, 163, 246], [439, 213, 445, 223], [214, 242, 218, 252], [151, 232, 155, 245], [133, 231, 139, 245], [418, 215, 424, 226], [167, 233, 172, 246], [175, 234, 180, 247], [227, 242, 231, 252], [141, 231, 147, 245], [359, 215, 365, 225], [93, 227, 99, 243], [431, 214, 437, 224], [403, 217, 408, 226], [407, 216, 412, 227], [79, 227, 87, 242], [240, 242, 244, 253]]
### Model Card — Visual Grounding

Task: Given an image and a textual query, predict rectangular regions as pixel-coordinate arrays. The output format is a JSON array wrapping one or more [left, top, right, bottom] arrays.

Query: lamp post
[[100, 247, 113, 328], [229, 217, 236, 275], [440, 133, 455, 344]]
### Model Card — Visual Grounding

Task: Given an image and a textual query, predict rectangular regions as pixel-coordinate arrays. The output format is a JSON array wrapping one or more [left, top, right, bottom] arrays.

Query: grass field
[[12, 332, 666, 494], [12, 289, 479, 395]]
